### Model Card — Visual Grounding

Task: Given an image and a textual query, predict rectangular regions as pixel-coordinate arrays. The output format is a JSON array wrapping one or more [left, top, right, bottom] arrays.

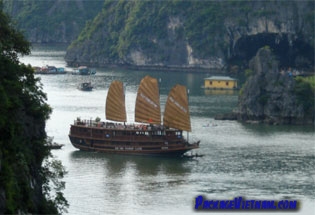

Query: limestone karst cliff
[[4, 0, 314, 71], [236, 47, 314, 125], [64, 0, 314, 71]]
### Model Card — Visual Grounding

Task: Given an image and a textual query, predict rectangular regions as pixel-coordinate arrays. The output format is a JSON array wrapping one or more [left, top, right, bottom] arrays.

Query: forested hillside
[[3, 0, 104, 43], [65, 0, 314, 71], [4, 0, 314, 71]]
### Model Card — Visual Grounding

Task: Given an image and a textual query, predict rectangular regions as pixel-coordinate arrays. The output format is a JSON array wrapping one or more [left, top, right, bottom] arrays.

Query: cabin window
[[226, 82, 229, 86], [209, 81, 212, 85]]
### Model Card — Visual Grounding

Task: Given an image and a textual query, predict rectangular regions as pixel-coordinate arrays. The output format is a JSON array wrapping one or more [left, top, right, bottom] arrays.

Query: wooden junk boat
[[69, 76, 200, 156]]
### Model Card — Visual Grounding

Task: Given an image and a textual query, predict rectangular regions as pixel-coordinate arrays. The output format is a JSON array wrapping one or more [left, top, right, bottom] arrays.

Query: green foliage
[[69, 0, 231, 61], [263, 45, 271, 50], [42, 156, 69, 214], [294, 76, 315, 114], [245, 69, 254, 77], [184, 1, 227, 57], [20, 0, 301, 67], [299, 75, 315, 91], [0, 5, 67, 214], [253, 8, 276, 17], [4, 0, 315, 67], [69, 0, 299, 63], [0, 8, 30, 62], [3, 0, 104, 42]]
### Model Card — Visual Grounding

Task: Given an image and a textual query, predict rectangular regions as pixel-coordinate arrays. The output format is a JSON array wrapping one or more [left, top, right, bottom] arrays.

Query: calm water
[[21, 44, 315, 215]]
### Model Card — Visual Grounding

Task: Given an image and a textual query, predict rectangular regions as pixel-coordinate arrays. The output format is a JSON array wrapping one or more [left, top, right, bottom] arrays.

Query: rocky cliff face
[[65, 0, 314, 71], [5, 1, 314, 70], [236, 47, 313, 125], [227, 1, 314, 70]]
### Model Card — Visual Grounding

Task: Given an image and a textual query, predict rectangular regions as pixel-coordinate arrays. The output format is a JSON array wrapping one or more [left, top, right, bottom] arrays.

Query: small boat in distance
[[47, 143, 64, 150], [68, 76, 200, 156], [34, 65, 66, 74], [45, 136, 64, 149], [78, 82, 93, 91], [72, 66, 96, 75]]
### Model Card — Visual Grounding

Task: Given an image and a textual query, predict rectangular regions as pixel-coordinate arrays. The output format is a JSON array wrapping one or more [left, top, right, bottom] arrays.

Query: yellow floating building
[[204, 76, 238, 90]]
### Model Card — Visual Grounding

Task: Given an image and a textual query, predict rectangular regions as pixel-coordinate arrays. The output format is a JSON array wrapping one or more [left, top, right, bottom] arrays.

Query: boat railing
[[72, 119, 101, 126], [73, 119, 179, 133]]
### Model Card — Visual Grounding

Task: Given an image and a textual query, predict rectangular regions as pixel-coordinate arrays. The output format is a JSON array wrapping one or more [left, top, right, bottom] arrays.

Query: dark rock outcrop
[[235, 47, 313, 125]]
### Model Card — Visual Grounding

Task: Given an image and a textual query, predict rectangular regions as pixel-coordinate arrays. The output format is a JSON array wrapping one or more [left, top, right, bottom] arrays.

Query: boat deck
[[69, 119, 199, 155]]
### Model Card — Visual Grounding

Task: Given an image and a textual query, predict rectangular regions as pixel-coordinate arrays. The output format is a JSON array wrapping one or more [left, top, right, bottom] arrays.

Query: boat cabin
[[78, 82, 93, 91], [73, 66, 96, 75]]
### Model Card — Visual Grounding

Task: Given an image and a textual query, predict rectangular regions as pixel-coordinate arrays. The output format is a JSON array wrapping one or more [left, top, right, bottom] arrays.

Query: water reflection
[[204, 89, 239, 96], [70, 151, 192, 177]]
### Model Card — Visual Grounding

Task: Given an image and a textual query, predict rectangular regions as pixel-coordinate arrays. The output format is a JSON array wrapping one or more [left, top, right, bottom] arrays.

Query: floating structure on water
[[34, 65, 66, 74], [203, 76, 238, 90], [72, 66, 96, 75]]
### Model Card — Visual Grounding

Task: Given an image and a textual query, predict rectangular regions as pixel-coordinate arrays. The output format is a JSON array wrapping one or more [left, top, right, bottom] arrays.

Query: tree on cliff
[[0, 2, 67, 214]]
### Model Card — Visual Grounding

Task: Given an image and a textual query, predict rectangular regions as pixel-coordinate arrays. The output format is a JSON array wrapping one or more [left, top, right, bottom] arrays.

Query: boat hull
[[68, 123, 199, 157]]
